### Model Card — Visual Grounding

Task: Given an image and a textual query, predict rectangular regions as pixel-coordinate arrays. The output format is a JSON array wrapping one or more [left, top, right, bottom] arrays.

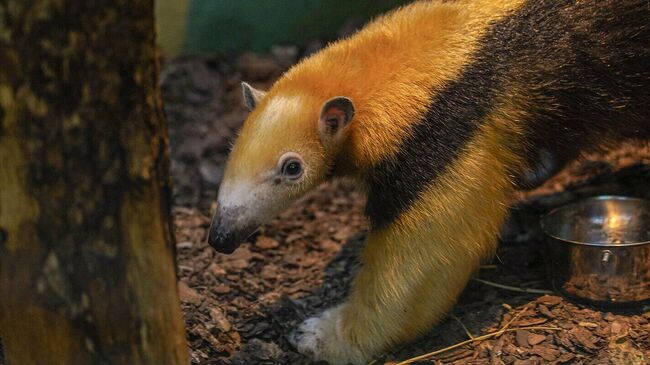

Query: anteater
[[207, 0, 650, 363]]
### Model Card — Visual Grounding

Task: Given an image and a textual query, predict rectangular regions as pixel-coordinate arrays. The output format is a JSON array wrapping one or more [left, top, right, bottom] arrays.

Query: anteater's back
[[492, 0, 650, 170], [364, 0, 650, 225]]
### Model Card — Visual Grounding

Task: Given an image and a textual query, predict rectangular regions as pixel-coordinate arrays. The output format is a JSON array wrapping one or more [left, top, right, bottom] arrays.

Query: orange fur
[[269, 0, 527, 172]]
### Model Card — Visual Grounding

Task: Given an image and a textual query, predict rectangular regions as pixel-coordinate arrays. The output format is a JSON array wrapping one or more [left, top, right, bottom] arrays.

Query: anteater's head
[[207, 82, 355, 253]]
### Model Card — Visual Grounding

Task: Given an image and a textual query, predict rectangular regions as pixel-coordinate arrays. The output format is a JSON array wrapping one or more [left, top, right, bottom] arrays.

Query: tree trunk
[[0, 1, 188, 364]]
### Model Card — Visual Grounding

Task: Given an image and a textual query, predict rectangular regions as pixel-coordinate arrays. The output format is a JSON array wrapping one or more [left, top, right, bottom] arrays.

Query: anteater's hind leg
[[516, 148, 563, 189]]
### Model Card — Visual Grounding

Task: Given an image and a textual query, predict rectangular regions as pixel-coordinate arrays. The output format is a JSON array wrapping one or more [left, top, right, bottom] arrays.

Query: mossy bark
[[0, 1, 188, 364]]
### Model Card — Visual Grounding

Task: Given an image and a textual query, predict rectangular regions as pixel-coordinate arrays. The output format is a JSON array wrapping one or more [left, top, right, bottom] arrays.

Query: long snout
[[207, 209, 257, 254]]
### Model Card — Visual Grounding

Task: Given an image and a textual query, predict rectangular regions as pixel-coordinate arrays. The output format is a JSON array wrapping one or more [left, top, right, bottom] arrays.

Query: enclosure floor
[[174, 144, 650, 365]]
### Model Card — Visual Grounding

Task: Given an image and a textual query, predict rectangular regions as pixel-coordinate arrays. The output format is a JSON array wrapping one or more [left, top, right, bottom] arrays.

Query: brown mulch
[[175, 178, 367, 365], [161, 37, 650, 365], [174, 142, 650, 365]]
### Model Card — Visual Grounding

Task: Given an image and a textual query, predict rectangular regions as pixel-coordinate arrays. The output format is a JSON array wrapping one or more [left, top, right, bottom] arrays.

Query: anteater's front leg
[[291, 122, 522, 364], [291, 192, 513, 363], [291, 207, 510, 364], [290, 224, 490, 364]]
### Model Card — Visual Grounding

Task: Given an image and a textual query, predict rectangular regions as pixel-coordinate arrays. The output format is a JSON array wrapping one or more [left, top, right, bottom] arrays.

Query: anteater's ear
[[318, 96, 355, 146], [241, 82, 267, 111]]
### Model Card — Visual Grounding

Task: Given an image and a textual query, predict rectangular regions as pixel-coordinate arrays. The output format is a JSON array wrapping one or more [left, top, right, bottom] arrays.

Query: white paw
[[289, 306, 367, 365], [289, 315, 327, 358]]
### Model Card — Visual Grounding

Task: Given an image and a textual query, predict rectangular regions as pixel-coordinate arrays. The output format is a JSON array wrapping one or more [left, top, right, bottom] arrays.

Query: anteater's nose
[[207, 215, 241, 254]]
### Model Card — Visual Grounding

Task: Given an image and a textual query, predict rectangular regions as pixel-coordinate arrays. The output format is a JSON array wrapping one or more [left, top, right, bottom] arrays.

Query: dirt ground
[[162, 47, 650, 364]]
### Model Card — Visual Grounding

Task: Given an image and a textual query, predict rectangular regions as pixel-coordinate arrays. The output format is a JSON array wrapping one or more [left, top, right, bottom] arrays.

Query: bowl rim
[[540, 195, 650, 247]]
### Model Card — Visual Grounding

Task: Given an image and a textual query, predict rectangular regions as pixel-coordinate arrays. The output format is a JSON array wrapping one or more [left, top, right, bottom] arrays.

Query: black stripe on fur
[[365, 0, 650, 228]]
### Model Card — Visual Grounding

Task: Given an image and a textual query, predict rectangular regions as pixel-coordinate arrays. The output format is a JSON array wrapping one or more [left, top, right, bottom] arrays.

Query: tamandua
[[207, 0, 650, 363]]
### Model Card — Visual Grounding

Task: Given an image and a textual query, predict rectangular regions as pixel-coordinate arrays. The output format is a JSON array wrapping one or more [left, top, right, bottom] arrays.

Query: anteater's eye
[[281, 159, 303, 178]]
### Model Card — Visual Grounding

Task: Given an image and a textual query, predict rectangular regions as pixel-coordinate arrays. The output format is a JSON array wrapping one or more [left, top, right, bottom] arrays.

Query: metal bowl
[[541, 196, 650, 307]]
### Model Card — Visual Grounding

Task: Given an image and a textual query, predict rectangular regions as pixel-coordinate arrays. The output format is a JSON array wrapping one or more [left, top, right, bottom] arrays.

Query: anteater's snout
[[207, 220, 238, 254], [207, 208, 255, 254]]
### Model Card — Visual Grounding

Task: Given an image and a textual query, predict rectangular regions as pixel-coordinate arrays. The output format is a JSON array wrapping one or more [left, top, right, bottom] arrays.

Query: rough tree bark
[[0, 1, 188, 364]]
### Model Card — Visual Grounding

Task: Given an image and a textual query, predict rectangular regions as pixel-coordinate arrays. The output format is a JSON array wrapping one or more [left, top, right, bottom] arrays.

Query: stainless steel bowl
[[541, 196, 650, 307]]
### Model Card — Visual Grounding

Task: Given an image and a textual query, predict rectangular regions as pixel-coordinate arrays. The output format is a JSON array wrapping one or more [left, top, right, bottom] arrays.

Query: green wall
[[157, 0, 409, 55]]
